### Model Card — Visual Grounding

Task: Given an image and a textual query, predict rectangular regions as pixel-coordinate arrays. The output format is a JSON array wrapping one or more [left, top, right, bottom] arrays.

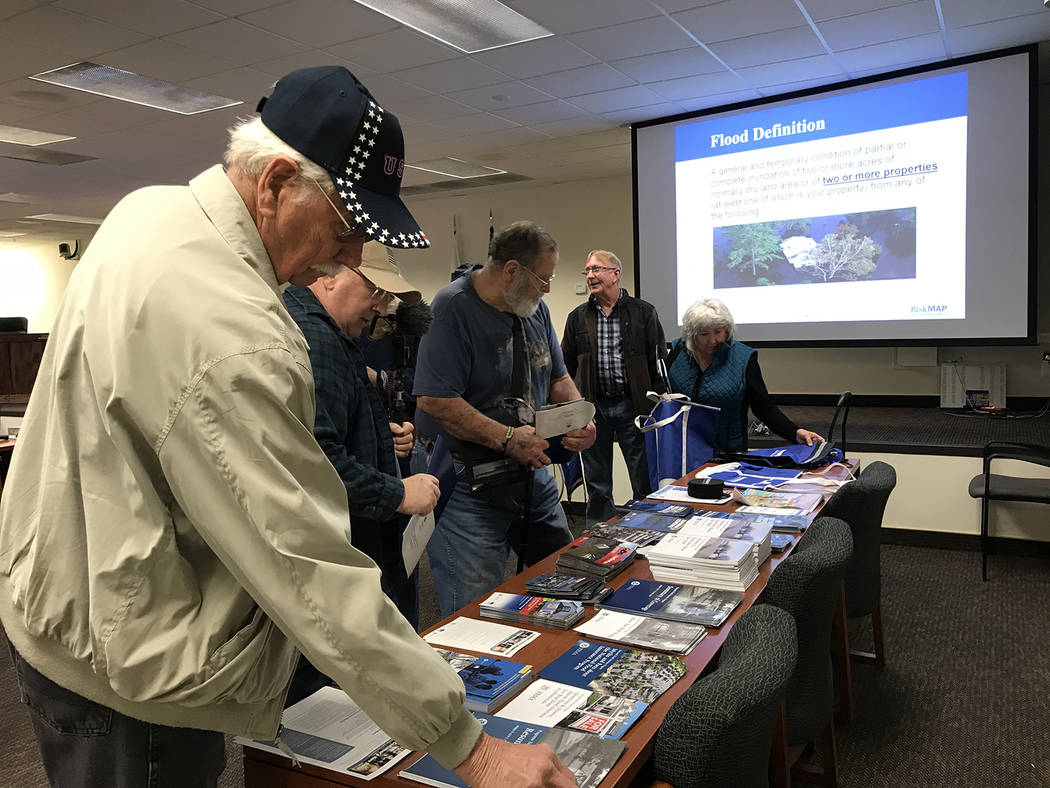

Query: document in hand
[[235, 686, 411, 780], [534, 398, 596, 439]]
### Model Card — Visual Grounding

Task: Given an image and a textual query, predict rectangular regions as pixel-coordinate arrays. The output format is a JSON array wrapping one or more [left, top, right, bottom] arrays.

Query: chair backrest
[[821, 461, 897, 618], [0, 317, 28, 332], [653, 604, 797, 788], [763, 516, 853, 747]]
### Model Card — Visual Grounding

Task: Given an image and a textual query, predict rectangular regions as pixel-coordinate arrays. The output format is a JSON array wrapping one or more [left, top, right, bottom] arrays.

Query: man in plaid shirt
[[562, 250, 668, 525]]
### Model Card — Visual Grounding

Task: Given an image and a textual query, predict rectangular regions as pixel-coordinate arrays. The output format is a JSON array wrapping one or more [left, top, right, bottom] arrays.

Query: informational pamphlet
[[495, 678, 648, 740], [422, 617, 539, 658], [540, 640, 688, 704], [534, 399, 596, 439], [402, 511, 435, 575], [574, 609, 706, 654], [235, 686, 410, 780], [648, 483, 732, 505]]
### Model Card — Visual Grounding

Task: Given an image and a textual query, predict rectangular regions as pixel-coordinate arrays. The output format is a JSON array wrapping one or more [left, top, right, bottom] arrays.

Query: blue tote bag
[[636, 393, 721, 489]]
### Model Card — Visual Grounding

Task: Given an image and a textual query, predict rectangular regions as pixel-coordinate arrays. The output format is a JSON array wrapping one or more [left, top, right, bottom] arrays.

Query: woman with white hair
[[667, 298, 824, 454]]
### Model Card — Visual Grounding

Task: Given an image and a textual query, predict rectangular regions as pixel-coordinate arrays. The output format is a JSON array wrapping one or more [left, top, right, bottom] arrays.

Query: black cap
[[257, 66, 429, 249]]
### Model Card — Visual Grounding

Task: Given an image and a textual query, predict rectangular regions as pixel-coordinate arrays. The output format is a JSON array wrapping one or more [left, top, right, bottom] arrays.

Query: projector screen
[[633, 46, 1035, 346]]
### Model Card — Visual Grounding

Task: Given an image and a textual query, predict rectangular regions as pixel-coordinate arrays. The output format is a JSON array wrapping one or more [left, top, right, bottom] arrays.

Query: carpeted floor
[[2, 536, 1047, 787]]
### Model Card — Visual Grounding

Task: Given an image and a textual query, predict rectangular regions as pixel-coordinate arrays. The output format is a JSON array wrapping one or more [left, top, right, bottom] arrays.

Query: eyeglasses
[[311, 179, 368, 241], [521, 264, 555, 288], [581, 265, 618, 276], [351, 267, 393, 306]]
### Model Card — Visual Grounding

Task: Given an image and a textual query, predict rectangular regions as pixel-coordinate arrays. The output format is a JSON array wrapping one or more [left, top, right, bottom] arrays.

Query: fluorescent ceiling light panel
[[351, 0, 552, 53], [0, 193, 32, 204], [0, 124, 75, 147], [408, 157, 507, 178], [25, 213, 104, 225], [30, 62, 242, 115], [0, 231, 27, 238]]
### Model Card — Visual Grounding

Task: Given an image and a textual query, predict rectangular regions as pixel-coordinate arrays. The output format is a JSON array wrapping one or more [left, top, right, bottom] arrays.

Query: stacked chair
[[764, 516, 853, 787], [651, 604, 798, 788]]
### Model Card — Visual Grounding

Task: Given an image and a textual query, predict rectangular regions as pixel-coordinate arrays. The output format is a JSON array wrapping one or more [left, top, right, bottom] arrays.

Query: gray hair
[[586, 249, 621, 272], [487, 220, 558, 272], [223, 117, 333, 200], [682, 298, 735, 352]]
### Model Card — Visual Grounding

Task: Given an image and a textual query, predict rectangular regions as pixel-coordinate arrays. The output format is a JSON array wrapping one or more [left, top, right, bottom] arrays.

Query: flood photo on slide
[[712, 207, 916, 289]]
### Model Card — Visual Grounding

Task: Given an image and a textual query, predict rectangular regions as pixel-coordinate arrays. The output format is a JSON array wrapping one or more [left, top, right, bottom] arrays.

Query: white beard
[[309, 260, 344, 277], [504, 270, 541, 318]]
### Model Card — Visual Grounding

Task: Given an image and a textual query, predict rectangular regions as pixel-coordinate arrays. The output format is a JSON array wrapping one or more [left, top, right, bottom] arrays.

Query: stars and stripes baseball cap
[[256, 66, 429, 249]]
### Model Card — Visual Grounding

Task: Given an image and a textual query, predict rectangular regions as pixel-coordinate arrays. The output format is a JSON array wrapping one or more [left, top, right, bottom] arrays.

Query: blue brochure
[[619, 499, 694, 517], [597, 579, 743, 628], [539, 640, 686, 704], [615, 510, 690, 533]]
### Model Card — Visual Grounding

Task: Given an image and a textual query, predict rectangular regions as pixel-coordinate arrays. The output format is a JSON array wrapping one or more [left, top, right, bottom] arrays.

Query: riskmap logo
[[911, 304, 948, 313]]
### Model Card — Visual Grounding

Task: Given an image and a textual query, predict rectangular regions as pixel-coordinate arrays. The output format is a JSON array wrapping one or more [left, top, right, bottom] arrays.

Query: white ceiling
[[0, 0, 1048, 244]]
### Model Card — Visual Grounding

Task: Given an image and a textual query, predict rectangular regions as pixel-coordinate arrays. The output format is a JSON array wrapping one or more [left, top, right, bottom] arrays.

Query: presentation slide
[[633, 48, 1034, 345], [674, 74, 966, 326]]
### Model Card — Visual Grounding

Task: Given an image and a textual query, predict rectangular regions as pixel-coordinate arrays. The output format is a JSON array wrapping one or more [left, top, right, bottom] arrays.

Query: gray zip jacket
[[0, 165, 479, 768]]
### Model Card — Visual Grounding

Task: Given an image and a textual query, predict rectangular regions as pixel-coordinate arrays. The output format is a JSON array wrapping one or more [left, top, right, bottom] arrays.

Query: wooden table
[[243, 461, 855, 788]]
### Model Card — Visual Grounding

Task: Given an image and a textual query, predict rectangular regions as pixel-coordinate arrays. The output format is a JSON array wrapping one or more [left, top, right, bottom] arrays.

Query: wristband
[[501, 425, 515, 453]]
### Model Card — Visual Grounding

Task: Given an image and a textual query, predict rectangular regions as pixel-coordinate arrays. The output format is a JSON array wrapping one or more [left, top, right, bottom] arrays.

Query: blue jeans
[[427, 466, 572, 617], [582, 397, 652, 525], [10, 646, 225, 787]]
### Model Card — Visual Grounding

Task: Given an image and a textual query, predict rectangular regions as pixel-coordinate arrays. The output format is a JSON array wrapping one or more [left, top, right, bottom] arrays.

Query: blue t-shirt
[[414, 273, 566, 440]]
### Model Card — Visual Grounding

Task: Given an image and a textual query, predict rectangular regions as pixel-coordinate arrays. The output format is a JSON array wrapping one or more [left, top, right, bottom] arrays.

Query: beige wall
[[0, 240, 83, 333]]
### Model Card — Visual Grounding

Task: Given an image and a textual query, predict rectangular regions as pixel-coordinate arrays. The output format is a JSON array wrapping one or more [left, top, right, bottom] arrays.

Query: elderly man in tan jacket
[[0, 66, 574, 788]]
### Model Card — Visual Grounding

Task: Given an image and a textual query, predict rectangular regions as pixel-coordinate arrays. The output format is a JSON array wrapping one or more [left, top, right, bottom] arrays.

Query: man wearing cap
[[415, 221, 596, 617], [0, 67, 574, 788], [282, 241, 435, 634], [562, 249, 668, 525]]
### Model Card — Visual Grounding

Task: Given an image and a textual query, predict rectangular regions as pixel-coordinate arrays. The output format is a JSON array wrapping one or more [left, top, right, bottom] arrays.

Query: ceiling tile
[[0, 39, 71, 84], [389, 94, 475, 124], [818, 2, 940, 51], [12, 108, 123, 139], [601, 102, 684, 124], [54, 0, 223, 37], [451, 125, 552, 153], [183, 67, 274, 102], [0, 78, 106, 111], [0, 5, 149, 60], [324, 29, 458, 73], [835, 32, 945, 74], [189, 0, 284, 13], [567, 128, 631, 148], [737, 54, 845, 89], [432, 113, 519, 136], [165, 19, 307, 67], [400, 121, 462, 147], [570, 85, 667, 114], [66, 96, 174, 129], [710, 26, 827, 69], [676, 88, 763, 112], [507, 0, 659, 34], [939, 0, 1045, 29], [492, 99, 589, 124], [799, 0, 916, 23], [349, 75, 431, 106], [946, 14, 1050, 55], [609, 47, 723, 83], [393, 58, 507, 94], [524, 64, 635, 98], [567, 16, 696, 61], [240, 0, 399, 49], [473, 37, 598, 79], [0, 0, 50, 21], [673, 0, 808, 43], [249, 51, 378, 80], [0, 100, 50, 124], [137, 105, 246, 145], [646, 70, 743, 101], [654, 0, 725, 11], [101, 39, 239, 85], [447, 81, 553, 112], [530, 116, 618, 137]]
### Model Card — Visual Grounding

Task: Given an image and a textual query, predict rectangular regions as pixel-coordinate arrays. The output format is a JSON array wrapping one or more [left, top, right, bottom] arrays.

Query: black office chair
[[0, 316, 28, 332], [652, 604, 797, 788], [968, 441, 1050, 581], [821, 461, 897, 664], [764, 516, 853, 788]]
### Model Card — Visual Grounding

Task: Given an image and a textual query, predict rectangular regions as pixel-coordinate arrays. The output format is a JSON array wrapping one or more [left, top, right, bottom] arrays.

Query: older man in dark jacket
[[562, 250, 667, 524]]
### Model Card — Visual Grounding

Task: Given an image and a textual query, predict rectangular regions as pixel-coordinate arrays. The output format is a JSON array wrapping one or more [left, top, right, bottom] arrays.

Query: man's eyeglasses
[[581, 265, 618, 276], [521, 265, 555, 288], [311, 179, 368, 241], [351, 267, 393, 306]]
